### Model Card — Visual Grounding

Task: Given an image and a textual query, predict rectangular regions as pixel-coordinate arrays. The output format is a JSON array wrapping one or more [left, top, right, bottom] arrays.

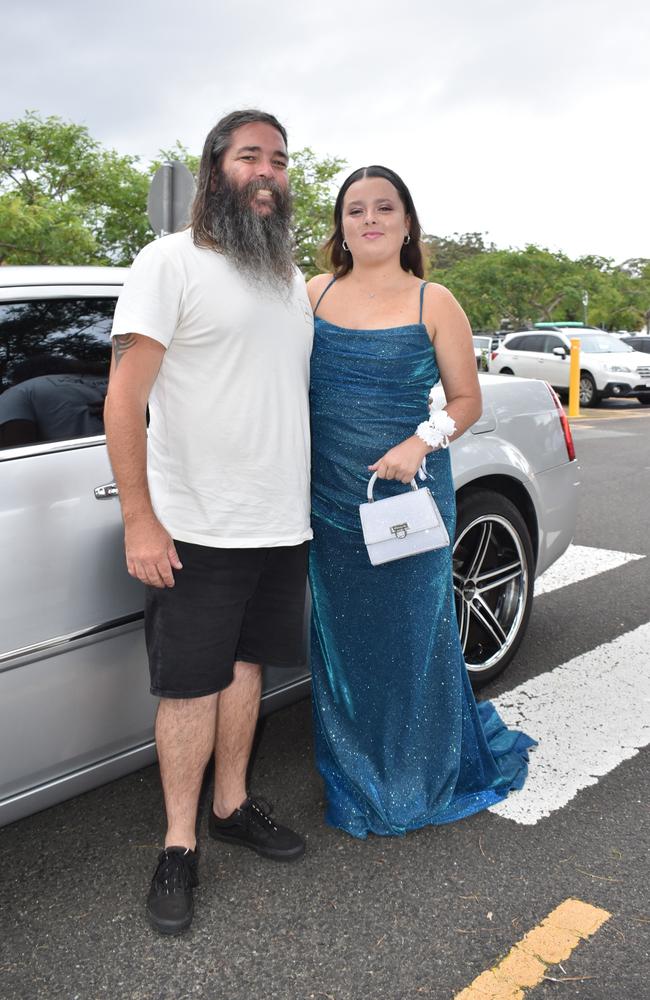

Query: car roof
[[503, 327, 610, 343], [0, 265, 128, 289], [502, 330, 538, 341], [551, 326, 606, 335]]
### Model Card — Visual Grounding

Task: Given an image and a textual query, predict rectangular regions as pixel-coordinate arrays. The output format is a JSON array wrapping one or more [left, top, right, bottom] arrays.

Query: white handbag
[[359, 472, 450, 566]]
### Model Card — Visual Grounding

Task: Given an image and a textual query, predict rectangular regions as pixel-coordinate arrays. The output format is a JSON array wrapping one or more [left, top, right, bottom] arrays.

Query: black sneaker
[[146, 846, 199, 935], [208, 796, 305, 862]]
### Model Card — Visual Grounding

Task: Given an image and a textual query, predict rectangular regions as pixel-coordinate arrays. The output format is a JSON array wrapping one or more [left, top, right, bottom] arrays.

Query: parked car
[[0, 266, 579, 827], [620, 335, 650, 356], [472, 334, 494, 371], [489, 327, 650, 406]]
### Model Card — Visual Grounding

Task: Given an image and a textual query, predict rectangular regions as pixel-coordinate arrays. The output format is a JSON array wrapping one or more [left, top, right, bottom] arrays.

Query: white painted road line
[[488, 621, 650, 825], [534, 543, 644, 596]]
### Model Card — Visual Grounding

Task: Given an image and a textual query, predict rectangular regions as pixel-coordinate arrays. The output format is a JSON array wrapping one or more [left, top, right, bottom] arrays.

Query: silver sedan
[[0, 267, 579, 827]]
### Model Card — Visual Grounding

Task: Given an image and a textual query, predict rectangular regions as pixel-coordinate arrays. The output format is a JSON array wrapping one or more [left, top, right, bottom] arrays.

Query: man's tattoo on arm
[[113, 333, 137, 369]]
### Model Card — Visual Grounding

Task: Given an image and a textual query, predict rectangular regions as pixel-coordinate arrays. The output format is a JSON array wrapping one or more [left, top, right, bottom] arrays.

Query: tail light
[[491, 350, 499, 361], [545, 383, 575, 461]]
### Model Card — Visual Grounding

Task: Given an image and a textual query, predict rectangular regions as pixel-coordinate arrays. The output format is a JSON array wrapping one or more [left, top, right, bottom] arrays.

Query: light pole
[[582, 290, 589, 326]]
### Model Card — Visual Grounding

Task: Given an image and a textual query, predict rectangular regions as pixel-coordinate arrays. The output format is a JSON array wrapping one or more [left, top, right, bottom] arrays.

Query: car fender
[[450, 433, 579, 578]]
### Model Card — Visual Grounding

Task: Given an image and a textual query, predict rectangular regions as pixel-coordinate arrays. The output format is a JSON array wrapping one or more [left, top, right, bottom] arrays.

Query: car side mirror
[[552, 347, 567, 358]]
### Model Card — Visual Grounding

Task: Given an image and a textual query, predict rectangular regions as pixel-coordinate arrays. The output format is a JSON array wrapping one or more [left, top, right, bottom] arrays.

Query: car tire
[[453, 489, 535, 687], [636, 394, 650, 406], [499, 367, 514, 375], [579, 372, 599, 407]]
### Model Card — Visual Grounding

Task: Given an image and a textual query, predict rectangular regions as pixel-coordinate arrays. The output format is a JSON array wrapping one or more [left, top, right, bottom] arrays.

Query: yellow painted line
[[454, 898, 611, 999], [569, 415, 650, 423], [565, 409, 650, 422]]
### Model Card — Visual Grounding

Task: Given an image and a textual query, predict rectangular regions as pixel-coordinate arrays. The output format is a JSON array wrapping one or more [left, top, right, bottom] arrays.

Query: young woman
[[307, 166, 534, 838]]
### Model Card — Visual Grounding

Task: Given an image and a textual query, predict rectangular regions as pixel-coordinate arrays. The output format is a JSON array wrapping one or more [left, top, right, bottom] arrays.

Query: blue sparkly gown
[[309, 280, 535, 838]]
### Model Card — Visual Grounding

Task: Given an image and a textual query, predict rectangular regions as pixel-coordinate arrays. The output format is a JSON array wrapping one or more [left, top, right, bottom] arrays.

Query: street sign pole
[[161, 162, 172, 236], [147, 161, 196, 237]]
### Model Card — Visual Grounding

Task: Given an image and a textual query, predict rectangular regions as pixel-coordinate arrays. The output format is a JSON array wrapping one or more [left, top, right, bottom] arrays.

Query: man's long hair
[[190, 110, 294, 288]]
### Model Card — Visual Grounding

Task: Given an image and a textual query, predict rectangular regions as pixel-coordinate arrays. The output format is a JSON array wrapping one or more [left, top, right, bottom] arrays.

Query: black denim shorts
[[145, 539, 309, 698]]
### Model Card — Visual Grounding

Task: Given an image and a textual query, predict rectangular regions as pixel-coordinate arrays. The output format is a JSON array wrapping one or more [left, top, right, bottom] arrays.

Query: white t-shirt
[[111, 230, 313, 548]]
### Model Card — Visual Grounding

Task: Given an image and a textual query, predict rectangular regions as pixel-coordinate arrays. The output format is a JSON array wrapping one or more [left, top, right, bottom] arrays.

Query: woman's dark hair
[[191, 109, 288, 250], [323, 165, 424, 278]]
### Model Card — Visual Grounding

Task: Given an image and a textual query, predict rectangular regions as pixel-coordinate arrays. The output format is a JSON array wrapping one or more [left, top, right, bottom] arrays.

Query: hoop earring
[[403, 234, 411, 245], [342, 240, 350, 252]]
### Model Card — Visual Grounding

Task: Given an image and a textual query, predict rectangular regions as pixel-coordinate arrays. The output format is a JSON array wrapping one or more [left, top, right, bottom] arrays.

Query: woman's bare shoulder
[[422, 281, 465, 316], [306, 273, 334, 309], [422, 281, 471, 338], [423, 281, 456, 303]]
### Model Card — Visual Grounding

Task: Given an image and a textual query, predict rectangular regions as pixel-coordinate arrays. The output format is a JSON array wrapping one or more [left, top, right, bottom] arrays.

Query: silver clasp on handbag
[[390, 522, 409, 539]]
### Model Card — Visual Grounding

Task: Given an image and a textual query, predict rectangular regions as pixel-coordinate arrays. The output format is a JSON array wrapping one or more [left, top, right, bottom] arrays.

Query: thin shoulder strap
[[419, 281, 429, 324], [313, 276, 337, 317]]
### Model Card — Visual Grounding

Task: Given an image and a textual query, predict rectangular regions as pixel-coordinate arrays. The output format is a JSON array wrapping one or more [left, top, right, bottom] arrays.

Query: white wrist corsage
[[416, 408, 456, 450]]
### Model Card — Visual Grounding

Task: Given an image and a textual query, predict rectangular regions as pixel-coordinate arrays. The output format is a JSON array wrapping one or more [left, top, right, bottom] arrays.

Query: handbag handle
[[366, 472, 419, 502]]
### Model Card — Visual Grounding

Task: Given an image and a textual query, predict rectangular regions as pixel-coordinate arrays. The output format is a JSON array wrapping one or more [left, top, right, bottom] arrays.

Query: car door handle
[[94, 481, 119, 499]]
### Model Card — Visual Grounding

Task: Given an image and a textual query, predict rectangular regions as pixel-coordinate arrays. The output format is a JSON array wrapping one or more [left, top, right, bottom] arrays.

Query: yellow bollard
[[568, 338, 581, 417]]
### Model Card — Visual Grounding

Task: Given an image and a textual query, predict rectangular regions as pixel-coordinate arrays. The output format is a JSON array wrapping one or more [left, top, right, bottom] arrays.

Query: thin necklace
[[351, 278, 408, 300], [349, 278, 384, 299]]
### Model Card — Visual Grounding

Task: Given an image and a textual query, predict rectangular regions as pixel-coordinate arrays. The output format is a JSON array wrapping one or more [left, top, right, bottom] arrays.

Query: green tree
[[288, 147, 345, 277], [581, 258, 650, 331], [430, 246, 585, 329], [428, 245, 647, 332], [0, 113, 343, 276], [0, 111, 150, 265], [427, 239, 650, 333], [633, 260, 650, 333], [424, 231, 496, 272], [153, 141, 200, 179]]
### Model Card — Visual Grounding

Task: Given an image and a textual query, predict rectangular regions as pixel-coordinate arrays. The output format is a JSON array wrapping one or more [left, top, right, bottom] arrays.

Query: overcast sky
[[3, 0, 649, 263]]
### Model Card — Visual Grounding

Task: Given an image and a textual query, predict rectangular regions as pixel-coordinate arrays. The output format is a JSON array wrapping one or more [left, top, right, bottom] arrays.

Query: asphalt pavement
[[1, 406, 649, 1000]]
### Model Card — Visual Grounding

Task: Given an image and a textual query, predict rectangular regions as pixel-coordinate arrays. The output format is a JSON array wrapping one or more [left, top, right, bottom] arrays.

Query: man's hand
[[368, 436, 430, 484], [104, 331, 172, 586], [124, 514, 183, 588]]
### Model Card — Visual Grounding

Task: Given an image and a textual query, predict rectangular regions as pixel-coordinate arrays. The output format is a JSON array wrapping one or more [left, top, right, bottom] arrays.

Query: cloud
[[2, 0, 649, 260]]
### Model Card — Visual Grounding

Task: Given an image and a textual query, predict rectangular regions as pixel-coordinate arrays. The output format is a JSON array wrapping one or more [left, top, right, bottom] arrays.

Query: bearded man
[[105, 110, 312, 935]]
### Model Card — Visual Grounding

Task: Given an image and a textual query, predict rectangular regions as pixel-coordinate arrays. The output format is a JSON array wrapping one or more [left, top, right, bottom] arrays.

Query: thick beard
[[206, 173, 295, 290]]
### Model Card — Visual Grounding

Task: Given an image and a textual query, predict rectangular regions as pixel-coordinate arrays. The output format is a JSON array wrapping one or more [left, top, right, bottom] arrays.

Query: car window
[[576, 333, 634, 354], [504, 336, 524, 350], [0, 297, 115, 451], [624, 338, 650, 354], [543, 335, 566, 353], [516, 335, 545, 352]]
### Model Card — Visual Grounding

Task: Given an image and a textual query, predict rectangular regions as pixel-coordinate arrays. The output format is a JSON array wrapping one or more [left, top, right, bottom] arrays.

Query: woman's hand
[[368, 436, 430, 484]]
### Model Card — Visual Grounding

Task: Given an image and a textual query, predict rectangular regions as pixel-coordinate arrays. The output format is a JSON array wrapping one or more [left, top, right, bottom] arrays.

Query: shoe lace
[[152, 849, 194, 895], [247, 795, 278, 833]]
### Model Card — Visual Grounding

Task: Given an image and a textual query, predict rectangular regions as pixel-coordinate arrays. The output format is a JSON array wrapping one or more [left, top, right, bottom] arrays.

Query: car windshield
[[473, 337, 491, 348], [575, 334, 634, 354]]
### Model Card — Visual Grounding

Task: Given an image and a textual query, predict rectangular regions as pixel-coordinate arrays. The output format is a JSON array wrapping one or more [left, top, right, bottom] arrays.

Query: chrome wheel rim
[[579, 377, 594, 406], [453, 513, 529, 674]]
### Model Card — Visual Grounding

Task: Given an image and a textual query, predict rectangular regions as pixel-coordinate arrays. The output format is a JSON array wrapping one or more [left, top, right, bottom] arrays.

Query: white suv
[[489, 327, 650, 407]]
